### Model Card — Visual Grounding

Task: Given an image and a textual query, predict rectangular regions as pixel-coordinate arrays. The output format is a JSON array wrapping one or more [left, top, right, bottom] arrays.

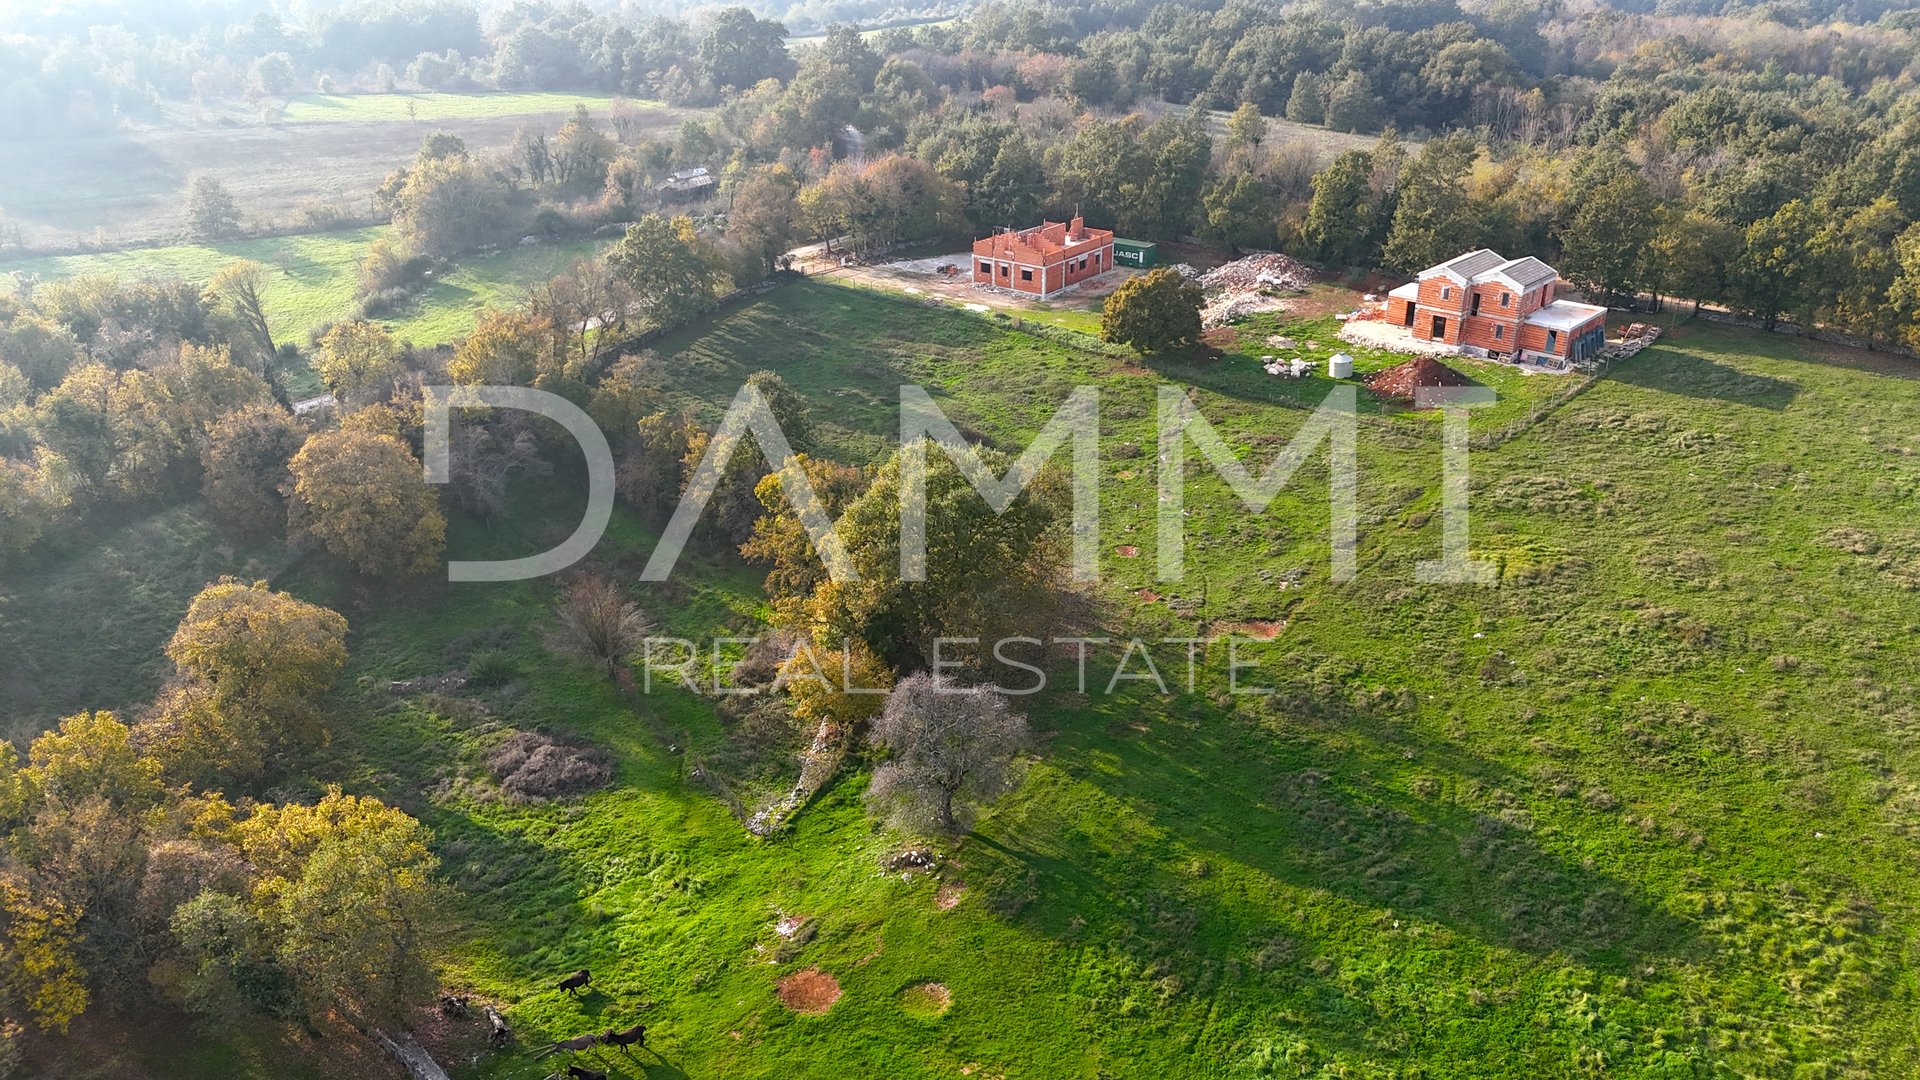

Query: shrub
[[464, 648, 518, 690]]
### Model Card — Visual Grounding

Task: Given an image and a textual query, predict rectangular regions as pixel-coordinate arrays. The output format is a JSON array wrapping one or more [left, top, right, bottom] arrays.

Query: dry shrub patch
[[485, 731, 613, 800], [899, 982, 951, 1017]]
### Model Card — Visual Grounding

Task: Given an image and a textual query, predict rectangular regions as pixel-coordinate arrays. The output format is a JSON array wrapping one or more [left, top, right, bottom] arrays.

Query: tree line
[[0, 579, 443, 1061]]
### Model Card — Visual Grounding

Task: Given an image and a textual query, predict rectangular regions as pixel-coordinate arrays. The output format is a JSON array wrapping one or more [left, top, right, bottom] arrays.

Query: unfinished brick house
[[972, 216, 1115, 298], [1385, 249, 1608, 365]]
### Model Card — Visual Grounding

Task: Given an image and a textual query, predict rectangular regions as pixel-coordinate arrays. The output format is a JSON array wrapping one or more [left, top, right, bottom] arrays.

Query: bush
[[485, 731, 613, 800], [464, 648, 518, 690]]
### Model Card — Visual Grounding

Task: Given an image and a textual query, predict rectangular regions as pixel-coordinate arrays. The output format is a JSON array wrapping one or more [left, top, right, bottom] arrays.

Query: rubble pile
[[1199, 253, 1317, 292]]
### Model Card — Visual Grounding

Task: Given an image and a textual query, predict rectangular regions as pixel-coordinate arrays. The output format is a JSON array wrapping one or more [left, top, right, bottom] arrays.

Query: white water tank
[[1328, 352, 1354, 379]]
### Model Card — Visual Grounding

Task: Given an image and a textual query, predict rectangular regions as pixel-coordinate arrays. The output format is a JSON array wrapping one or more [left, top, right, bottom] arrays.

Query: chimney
[[1069, 215, 1084, 239]]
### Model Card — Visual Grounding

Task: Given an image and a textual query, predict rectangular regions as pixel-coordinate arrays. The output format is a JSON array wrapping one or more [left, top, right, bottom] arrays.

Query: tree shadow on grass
[[1606, 349, 1800, 410], [981, 681, 1696, 979]]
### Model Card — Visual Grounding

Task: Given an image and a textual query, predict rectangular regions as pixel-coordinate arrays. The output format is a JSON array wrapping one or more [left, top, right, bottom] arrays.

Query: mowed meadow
[[8, 280, 1920, 1078]]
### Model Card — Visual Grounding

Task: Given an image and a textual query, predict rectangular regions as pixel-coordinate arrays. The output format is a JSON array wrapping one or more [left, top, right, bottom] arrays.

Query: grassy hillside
[[10, 280, 1920, 1077], [280, 92, 646, 123], [0, 228, 604, 394]]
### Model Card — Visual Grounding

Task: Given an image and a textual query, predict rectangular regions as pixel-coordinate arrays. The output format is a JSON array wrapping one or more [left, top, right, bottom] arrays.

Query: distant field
[[0, 95, 696, 249], [787, 15, 958, 47], [281, 91, 649, 123], [0, 227, 604, 395], [1188, 106, 1406, 164]]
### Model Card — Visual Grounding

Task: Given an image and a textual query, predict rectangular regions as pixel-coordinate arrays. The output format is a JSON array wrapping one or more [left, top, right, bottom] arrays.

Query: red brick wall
[[1417, 277, 1468, 312], [1461, 314, 1520, 352]]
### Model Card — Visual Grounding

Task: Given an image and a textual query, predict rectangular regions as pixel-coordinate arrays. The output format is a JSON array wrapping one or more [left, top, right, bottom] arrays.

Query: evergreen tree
[[1381, 135, 1480, 273]]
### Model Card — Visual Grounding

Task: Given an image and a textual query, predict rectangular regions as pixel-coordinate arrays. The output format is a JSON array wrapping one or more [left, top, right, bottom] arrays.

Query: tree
[[1889, 222, 1920, 350], [1648, 209, 1740, 314], [1556, 168, 1658, 304], [391, 155, 508, 258], [1324, 71, 1381, 134], [314, 320, 402, 405], [0, 875, 89, 1032], [235, 789, 443, 1029], [1226, 101, 1268, 154], [1301, 149, 1378, 267], [607, 215, 724, 330], [1730, 199, 1820, 329], [446, 308, 552, 387], [165, 578, 349, 720], [698, 7, 793, 90], [803, 440, 1063, 670], [1285, 71, 1327, 125], [205, 260, 277, 362], [0, 451, 73, 558], [867, 674, 1029, 836], [200, 404, 306, 537], [184, 175, 242, 241], [1102, 268, 1204, 355], [0, 314, 81, 390], [1204, 167, 1276, 253], [549, 571, 653, 680], [616, 410, 699, 521], [1381, 134, 1481, 273], [727, 166, 802, 278], [742, 454, 869, 625], [552, 105, 615, 191], [1815, 198, 1905, 347], [416, 131, 467, 163], [287, 428, 446, 577], [782, 642, 894, 732], [249, 52, 295, 97]]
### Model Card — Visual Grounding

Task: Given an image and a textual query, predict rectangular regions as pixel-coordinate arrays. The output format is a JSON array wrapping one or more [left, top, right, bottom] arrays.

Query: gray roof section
[[1422, 248, 1506, 280], [1484, 256, 1557, 289]]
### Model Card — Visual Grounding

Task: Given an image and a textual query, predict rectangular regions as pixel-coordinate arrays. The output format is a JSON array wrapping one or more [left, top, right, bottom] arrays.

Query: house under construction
[[1385, 249, 1608, 365], [972, 216, 1115, 299]]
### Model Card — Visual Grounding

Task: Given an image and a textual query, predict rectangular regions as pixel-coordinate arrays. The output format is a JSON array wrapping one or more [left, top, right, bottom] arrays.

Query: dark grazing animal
[[600, 1022, 646, 1053], [567, 1067, 608, 1080], [532, 1033, 600, 1059], [555, 969, 593, 997]]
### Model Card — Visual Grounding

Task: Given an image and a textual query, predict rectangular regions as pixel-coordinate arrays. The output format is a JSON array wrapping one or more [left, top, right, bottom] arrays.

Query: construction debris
[[1195, 253, 1319, 329], [1595, 322, 1662, 363], [1199, 253, 1317, 293], [1364, 355, 1472, 400]]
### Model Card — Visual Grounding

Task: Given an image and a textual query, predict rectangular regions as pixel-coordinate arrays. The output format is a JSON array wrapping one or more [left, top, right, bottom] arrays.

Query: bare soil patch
[[935, 881, 967, 910], [777, 967, 842, 1015]]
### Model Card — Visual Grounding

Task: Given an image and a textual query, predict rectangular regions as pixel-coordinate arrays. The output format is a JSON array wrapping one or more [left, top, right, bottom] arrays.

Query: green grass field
[[280, 92, 647, 123], [0, 228, 604, 396], [9, 280, 1920, 1077]]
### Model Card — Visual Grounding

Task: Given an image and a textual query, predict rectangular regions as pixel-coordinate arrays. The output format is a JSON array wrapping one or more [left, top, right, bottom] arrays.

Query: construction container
[[1112, 238, 1159, 269], [1328, 353, 1354, 379]]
